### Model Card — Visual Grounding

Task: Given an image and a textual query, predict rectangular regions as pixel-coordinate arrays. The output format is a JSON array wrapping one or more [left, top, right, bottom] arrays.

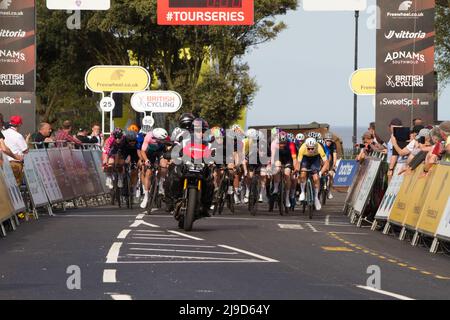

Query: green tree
[[436, 4, 450, 88]]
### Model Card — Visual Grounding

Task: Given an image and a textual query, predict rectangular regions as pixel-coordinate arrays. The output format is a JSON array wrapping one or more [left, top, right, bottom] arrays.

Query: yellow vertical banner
[[0, 169, 14, 222], [416, 164, 450, 236], [388, 167, 422, 226], [403, 165, 436, 230]]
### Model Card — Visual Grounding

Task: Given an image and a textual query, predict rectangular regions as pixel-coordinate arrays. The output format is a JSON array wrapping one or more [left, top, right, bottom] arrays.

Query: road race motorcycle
[[174, 142, 214, 231]]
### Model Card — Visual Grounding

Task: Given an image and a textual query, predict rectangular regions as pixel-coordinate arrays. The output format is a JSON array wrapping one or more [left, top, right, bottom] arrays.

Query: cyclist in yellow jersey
[[297, 137, 329, 211]]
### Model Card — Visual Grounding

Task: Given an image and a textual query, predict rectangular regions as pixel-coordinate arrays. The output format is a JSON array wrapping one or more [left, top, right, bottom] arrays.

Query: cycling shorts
[[301, 156, 321, 174]]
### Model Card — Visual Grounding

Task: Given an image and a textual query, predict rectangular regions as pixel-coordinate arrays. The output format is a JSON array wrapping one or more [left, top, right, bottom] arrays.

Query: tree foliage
[[436, 4, 450, 88], [36, 0, 297, 129]]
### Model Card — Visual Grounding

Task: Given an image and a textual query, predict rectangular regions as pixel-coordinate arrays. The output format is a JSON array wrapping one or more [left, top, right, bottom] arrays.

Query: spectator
[[423, 127, 444, 173], [399, 128, 433, 173], [356, 132, 385, 162], [439, 121, 450, 162], [89, 123, 102, 146], [31, 122, 54, 149], [413, 118, 424, 127], [55, 120, 82, 148], [368, 122, 386, 147], [0, 113, 21, 166], [2, 116, 28, 185], [76, 127, 97, 148], [387, 118, 404, 179], [391, 125, 424, 158]]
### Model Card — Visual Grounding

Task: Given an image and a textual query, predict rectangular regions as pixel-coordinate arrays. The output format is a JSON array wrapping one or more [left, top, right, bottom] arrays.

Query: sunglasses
[[307, 147, 315, 151]]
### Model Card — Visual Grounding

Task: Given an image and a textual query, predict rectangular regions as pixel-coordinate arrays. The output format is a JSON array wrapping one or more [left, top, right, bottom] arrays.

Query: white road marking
[[133, 234, 178, 237], [127, 253, 250, 261], [136, 214, 145, 220], [306, 223, 319, 233], [103, 270, 117, 283], [106, 242, 123, 263], [117, 230, 131, 239], [132, 237, 188, 241], [130, 220, 159, 228], [168, 230, 204, 241], [128, 243, 216, 248], [112, 260, 268, 264], [356, 285, 415, 300], [325, 215, 330, 226], [134, 230, 164, 233], [218, 245, 279, 262], [129, 247, 239, 255], [55, 215, 137, 218], [278, 224, 304, 230], [110, 294, 132, 300]]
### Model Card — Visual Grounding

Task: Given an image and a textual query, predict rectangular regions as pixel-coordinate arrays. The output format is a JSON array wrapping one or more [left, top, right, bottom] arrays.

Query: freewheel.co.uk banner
[[158, 0, 254, 25], [376, 0, 437, 141]]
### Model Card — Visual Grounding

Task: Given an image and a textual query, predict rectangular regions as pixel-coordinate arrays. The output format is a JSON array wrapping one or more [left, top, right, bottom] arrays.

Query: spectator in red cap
[[1, 115, 28, 185], [0, 113, 22, 166]]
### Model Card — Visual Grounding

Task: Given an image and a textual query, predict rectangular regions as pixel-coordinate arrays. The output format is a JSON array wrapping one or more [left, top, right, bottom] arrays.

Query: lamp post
[[353, 10, 360, 156]]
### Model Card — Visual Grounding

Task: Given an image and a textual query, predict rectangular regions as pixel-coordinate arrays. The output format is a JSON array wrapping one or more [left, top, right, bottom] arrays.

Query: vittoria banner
[[158, 0, 254, 25], [0, 0, 35, 92], [376, 0, 437, 140]]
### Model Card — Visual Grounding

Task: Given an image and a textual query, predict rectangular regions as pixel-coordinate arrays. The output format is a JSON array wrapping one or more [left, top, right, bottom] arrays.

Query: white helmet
[[296, 133, 305, 141], [316, 133, 322, 140], [246, 128, 258, 139], [152, 128, 168, 140], [305, 137, 317, 148]]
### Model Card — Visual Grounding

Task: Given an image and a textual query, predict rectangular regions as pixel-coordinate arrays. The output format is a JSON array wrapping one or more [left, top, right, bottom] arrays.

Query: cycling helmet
[[271, 127, 279, 138], [211, 127, 225, 138], [317, 139, 324, 145], [305, 137, 317, 148], [112, 128, 123, 139], [324, 132, 334, 141], [286, 133, 294, 142], [246, 128, 258, 139], [179, 113, 195, 130], [125, 130, 137, 142], [192, 118, 209, 132], [279, 131, 287, 143], [231, 124, 242, 132], [127, 124, 139, 133], [316, 133, 322, 140], [296, 133, 305, 142], [152, 128, 168, 141]]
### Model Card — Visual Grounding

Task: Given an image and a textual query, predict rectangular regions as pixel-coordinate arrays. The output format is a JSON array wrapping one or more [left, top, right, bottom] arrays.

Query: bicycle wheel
[[278, 177, 285, 216], [147, 175, 158, 213], [307, 179, 314, 219], [249, 175, 259, 216]]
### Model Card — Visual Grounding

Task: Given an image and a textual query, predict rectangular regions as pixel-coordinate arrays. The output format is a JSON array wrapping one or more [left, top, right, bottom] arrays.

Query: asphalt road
[[0, 192, 449, 300]]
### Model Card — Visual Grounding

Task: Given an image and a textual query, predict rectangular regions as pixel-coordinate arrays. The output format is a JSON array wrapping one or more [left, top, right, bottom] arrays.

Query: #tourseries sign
[[158, 0, 254, 25]]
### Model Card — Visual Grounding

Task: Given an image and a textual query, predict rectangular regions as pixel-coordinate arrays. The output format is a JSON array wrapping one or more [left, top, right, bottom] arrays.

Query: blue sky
[[244, 0, 450, 128]]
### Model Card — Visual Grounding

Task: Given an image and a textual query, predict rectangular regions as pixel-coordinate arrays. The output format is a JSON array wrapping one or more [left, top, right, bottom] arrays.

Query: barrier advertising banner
[[29, 150, 63, 204], [375, 163, 406, 220], [2, 157, 25, 212], [71, 149, 95, 196], [0, 168, 14, 222], [0, 0, 36, 92], [82, 150, 103, 195], [90, 149, 109, 194], [23, 154, 49, 208], [60, 148, 83, 197], [389, 166, 423, 226], [416, 164, 450, 236], [46, 148, 76, 201], [353, 159, 382, 215], [436, 197, 450, 241], [158, 0, 254, 25], [376, 0, 437, 141], [345, 159, 369, 208], [334, 160, 359, 188]]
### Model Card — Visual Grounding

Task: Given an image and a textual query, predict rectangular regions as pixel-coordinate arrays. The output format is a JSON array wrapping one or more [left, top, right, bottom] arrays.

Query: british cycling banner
[[158, 0, 254, 25], [0, 0, 36, 92], [376, 0, 437, 141]]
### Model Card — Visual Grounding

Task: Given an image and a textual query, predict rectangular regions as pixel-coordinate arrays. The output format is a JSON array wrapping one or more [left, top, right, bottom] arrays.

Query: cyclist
[[228, 124, 246, 204], [140, 128, 170, 209], [324, 132, 338, 200], [103, 128, 124, 189], [243, 128, 269, 203], [117, 130, 140, 197], [297, 137, 329, 211], [270, 130, 298, 208]]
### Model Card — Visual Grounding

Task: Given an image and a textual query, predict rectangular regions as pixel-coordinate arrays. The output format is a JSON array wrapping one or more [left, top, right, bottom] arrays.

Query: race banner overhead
[[0, 0, 36, 92], [46, 0, 110, 10], [376, 0, 437, 141], [303, 0, 367, 11], [158, 0, 254, 25]]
